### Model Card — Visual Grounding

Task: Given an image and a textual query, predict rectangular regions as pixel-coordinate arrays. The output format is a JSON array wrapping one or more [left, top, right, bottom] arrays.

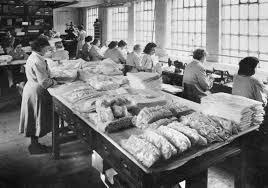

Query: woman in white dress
[[141, 42, 157, 72], [76, 25, 87, 58], [19, 37, 57, 154], [89, 39, 104, 61]]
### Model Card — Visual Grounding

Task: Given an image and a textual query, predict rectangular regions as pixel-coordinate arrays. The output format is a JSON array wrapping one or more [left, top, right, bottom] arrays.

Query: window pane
[[168, 0, 206, 55], [112, 7, 128, 42], [135, 0, 155, 46]]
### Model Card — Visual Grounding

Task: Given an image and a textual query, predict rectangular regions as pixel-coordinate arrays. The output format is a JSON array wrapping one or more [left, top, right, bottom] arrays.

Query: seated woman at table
[[51, 41, 69, 60], [81, 36, 93, 61], [19, 37, 58, 154], [141, 42, 157, 72], [104, 41, 126, 64], [89, 39, 103, 61], [126, 44, 142, 73], [6, 40, 28, 87], [232, 56, 267, 105], [8, 40, 29, 60], [182, 49, 213, 103]]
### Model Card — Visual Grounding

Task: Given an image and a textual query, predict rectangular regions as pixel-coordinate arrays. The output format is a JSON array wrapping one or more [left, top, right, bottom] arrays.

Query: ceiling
[[0, 0, 79, 8]]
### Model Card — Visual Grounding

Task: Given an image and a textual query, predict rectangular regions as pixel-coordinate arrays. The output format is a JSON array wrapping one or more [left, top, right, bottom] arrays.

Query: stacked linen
[[201, 93, 265, 131], [126, 72, 162, 91], [0, 55, 12, 64]]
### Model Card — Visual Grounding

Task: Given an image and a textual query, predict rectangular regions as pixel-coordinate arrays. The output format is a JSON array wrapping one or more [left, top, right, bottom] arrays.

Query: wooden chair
[[183, 83, 208, 103]]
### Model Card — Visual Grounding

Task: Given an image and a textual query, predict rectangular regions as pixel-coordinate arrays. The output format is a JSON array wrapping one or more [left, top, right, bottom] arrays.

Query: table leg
[[234, 145, 247, 188], [52, 105, 60, 160], [185, 169, 208, 188]]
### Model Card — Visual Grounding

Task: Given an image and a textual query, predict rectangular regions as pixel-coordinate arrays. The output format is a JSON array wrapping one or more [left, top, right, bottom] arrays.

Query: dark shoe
[[37, 143, 52, 152], [28, 143, 50, 155]]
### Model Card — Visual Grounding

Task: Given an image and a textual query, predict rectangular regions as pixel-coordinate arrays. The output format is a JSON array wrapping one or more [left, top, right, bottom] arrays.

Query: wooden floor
[[0, 103, 105, 188]]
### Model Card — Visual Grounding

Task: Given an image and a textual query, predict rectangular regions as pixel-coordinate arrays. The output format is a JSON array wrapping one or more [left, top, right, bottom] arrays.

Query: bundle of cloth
[[0, 55, 12, 64], [126, 72, 162, 91], [201, 93, 265, 131]]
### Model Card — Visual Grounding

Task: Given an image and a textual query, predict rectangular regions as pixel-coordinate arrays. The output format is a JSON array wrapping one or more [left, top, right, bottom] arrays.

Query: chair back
[[183, 83, 207, 103]]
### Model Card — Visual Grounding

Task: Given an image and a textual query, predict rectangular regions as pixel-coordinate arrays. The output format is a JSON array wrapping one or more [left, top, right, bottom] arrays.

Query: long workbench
[[48, 83, 260, 188]]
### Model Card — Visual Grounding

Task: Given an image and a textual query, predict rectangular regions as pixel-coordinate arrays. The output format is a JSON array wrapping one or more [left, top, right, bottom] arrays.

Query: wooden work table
[[47, 82, 259, 188]]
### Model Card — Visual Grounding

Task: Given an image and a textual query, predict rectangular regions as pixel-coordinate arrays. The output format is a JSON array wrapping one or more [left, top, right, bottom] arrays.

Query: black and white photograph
[[0, 0, 268, 187]]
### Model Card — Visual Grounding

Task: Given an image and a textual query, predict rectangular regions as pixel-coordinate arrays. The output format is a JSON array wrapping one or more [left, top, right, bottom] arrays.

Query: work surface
[[0, 59, 27, 67], [48, 82, 259, 174]]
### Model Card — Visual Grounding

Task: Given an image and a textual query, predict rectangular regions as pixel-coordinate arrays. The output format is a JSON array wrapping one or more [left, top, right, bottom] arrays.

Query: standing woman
[[19, 37, 57, 154], [141, 42, 157, 72], [89, 39, 104, 61], [76, 25, 87, 58]]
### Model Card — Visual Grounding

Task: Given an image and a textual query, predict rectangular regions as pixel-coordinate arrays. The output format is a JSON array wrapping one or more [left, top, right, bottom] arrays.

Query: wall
[[53, 7, 79, 34]]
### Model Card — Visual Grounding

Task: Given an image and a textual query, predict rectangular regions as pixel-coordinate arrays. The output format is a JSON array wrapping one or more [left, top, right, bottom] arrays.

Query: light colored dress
[[81, 43, 92, 61], [89, 45, 103, 61], [19, 51, 56, 137], [126, 52, 142, 72], [76, 30, 87, 56], [103, 48, 126, 64], [232, 74, 267, 104], [51, 49, 69, 60], [183, 59, 212, 91], [141, 54, 154, 72]]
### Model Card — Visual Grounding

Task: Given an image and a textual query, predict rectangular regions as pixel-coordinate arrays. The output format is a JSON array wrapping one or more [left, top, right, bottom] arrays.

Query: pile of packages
[[120, 103, 238, 168], [49, 59, 82, 82], [201, 93, 265, 131], [94, 58, 123, 76], [127, 72, 162, 91], [0, 55, 12, 64]]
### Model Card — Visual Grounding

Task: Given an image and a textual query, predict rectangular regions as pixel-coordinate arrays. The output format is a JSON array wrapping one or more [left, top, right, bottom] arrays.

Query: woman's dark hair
[[143, 42, 157, 54], [92, 39, 99, 45], [85, 36, 93, 42], [193, 49, 207, 61], [14, 39, 22, 48], [30, 37, 50, 52], [118, 40, 127, 48], [108, 41, 118, 49], [238, 56, 259, 76], [78, 25, 84, 30]]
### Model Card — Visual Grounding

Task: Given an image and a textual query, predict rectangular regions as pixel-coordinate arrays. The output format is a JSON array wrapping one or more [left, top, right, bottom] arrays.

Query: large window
[[167, 0, 207, 57], [221, 0, 268, 66], [86, 7, 98, 36], [111, 7, 128, 42], [134, 0, 155, 47]]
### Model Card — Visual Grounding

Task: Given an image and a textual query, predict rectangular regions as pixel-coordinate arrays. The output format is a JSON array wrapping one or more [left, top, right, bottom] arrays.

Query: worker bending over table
[[182, 49, 214, 103], [19, 37, 58, 154], [126, 44, 142, 73], [51, 41, 69, 61], [7, 39, 28, 88], [89, 39, 104, 61], [104, 41, 127, 64], [81, 36, 93, 61]]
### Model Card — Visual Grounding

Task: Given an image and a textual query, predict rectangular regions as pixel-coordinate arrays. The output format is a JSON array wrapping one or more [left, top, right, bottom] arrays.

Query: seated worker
[[126, 44, 142, 73], [118, 40, 128, 60], [232, 57, 268, 187], [7, 40, 28, 88], [182, 49, 213, 103], [232, 56, 267, 105], [89, 39, 104, 61], [81, 36, 93, 61], [8, 40, 29, 60], [141, 42, 157, 72], [51, 41, 69, 60], [104, 41, 126, 64]]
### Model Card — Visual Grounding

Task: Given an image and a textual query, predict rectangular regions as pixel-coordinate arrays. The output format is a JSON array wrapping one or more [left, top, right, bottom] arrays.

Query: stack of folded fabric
[[127, 72, 162, 91], [0, 55, 12, 64], [201, 93, 265, 131]]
